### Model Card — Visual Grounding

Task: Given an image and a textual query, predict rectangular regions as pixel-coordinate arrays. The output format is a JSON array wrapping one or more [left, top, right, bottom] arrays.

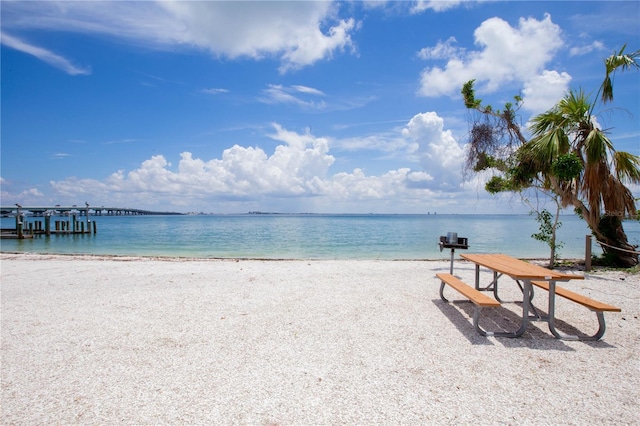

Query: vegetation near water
[[461, 45, 640, 267]]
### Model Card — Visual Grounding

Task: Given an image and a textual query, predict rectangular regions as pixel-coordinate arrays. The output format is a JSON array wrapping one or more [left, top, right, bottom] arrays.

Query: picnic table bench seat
[[437, 273, 500, 307], [530, 280, 621, 312], [437, 273, 523, 337], [530, 280, 621, 341]]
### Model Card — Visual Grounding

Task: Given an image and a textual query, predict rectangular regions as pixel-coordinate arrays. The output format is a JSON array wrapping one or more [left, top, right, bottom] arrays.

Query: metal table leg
[[479, 280, 531, 338], [474, 265, 502, 302], [471, 275, 529, 338], [492, 271, 501, 302]]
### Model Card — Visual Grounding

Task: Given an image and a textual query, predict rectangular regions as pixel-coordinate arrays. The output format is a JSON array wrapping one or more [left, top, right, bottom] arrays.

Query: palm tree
[[524, 88, 640, 266], [462, 46, 640, 266]]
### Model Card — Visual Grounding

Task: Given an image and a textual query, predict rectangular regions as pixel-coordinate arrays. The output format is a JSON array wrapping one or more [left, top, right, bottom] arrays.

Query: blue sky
[[1, 1, 639, 214]]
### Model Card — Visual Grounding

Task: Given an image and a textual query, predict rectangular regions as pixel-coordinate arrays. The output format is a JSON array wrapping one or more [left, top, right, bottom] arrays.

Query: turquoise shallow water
[[1, 214, 639, 260]]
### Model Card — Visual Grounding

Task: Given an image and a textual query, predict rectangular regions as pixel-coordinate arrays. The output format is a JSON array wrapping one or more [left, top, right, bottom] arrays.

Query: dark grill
[[439, 233, 468, 274]]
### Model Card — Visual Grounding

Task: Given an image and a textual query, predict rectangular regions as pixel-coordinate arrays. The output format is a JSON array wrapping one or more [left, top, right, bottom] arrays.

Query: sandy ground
[[1, 253, 639, 425]]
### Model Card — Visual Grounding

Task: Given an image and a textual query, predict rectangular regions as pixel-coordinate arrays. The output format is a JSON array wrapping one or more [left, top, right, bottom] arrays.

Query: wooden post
[[585, 235, 592, 271], [45, 215, 51, 236], [17, 218, 23, 239], [92, 221, 97, 234]]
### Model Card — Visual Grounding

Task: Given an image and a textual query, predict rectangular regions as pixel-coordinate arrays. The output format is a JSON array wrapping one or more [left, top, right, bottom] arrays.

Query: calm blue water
[[1, 214, 639, 260]]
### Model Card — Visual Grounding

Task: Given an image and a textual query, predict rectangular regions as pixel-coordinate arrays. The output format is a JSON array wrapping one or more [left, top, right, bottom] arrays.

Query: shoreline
[[1, 213, 620, 261], [1, 251, 586, 265], [2, 254, 638, 424]]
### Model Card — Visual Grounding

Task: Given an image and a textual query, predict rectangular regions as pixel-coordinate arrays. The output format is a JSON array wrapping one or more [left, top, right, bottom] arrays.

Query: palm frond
[[521, 128, 569, 171], [601, 174, 638, 217], [529, 109, 561, 136], [530, 89, 593, 139], [600, 44, 640, 103], [561, 89, 592, 126], [614, 151, 640, 184], [581, 159, 606, 220], [583, 128, 613, 165]]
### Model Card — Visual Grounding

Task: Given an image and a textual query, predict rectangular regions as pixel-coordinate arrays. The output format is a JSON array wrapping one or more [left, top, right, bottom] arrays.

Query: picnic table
[[437, 253, 620, 340]]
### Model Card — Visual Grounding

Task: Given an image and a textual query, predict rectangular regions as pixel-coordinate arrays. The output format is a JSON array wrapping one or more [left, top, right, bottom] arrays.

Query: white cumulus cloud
[[521, 70, 572, 114], [402, 112, 465, 190], [46, 114, 478, 213], [43, 112, 476, 212], [1, 1, 357, 73], [569, 40, 605, 57], [417, 37, 461, 60], [417, 14, 564, 97], [50, 123, 336, 203]]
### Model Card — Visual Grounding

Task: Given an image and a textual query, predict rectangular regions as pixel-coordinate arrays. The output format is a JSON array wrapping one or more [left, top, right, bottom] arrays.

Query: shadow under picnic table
[[433, 297, 616, 350]]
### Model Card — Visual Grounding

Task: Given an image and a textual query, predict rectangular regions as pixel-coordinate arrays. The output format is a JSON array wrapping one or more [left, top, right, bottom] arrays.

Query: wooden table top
[[460, 253, 565, 280]]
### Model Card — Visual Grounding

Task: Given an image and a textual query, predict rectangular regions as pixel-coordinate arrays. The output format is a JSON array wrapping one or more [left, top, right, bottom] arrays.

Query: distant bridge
[[1, 205, 184, 216], [1, 204, 183, 239]]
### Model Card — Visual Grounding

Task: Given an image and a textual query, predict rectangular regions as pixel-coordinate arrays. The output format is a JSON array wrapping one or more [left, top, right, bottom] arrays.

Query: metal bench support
[[547, 283, 607, 341], [438, 273, 528, 338]]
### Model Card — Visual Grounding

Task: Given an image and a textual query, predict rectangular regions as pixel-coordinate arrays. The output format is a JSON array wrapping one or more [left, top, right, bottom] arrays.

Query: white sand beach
[[2, 253, 639, 425]]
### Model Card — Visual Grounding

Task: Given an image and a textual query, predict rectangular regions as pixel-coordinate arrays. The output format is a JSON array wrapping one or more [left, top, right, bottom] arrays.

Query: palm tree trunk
[[555, 204, 638, 268], [597, 216, 639, 267], [566, 197, 639, 267]]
